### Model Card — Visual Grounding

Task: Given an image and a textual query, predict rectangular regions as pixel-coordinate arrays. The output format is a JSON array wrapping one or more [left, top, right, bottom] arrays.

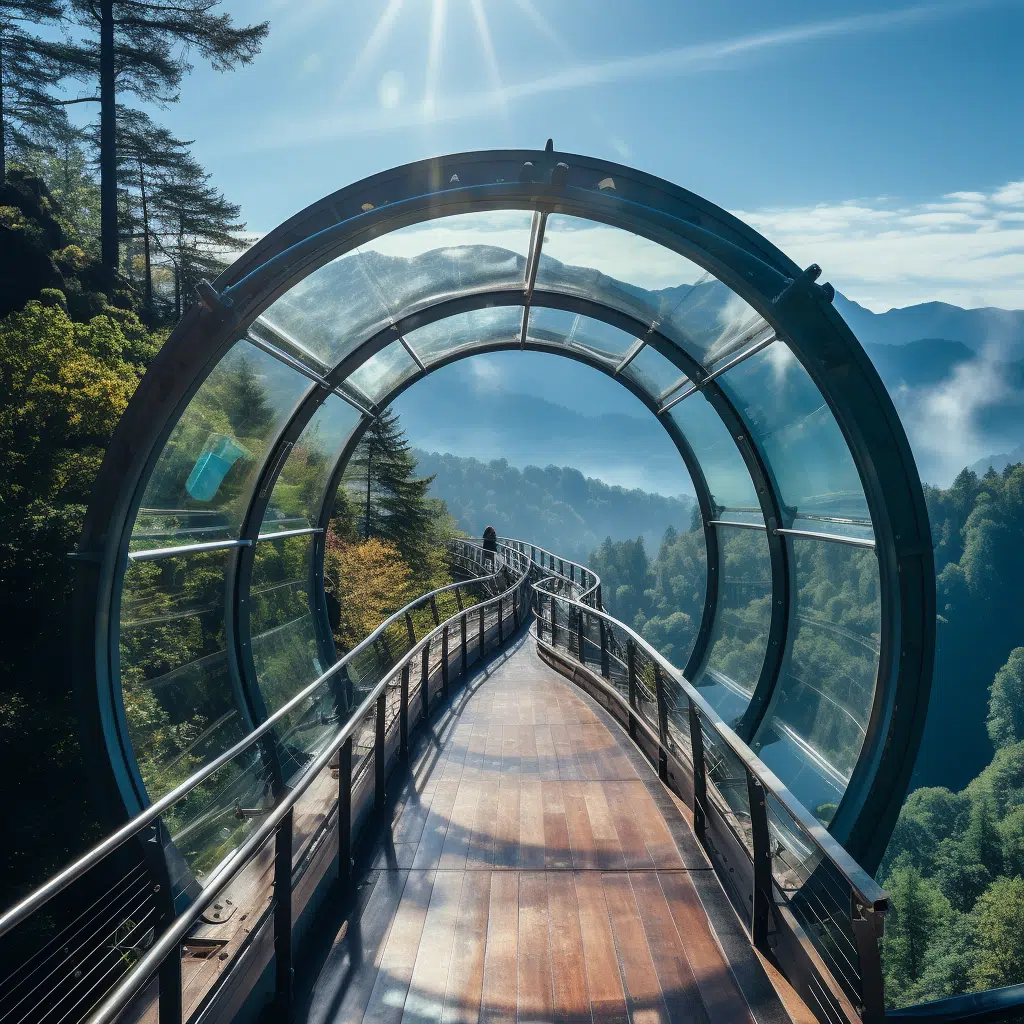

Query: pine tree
[[224, 356, 272, 439], [346, 408, 436, 565], [66, 0, 266, 285], [0, 1, 69, 184]]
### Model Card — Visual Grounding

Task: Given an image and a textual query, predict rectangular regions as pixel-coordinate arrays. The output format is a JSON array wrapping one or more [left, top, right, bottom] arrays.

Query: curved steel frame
[[74, 147, 934, 872]]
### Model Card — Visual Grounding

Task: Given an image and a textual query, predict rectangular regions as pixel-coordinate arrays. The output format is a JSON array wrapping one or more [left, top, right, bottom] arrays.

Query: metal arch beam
[[75, 154, 931, 872]]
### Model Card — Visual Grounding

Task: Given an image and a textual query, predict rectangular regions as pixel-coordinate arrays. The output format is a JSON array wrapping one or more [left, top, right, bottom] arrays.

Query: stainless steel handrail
[[84, 547, 534, 1024], [496, 536, 601, 603], [529, 576, 885, 910], [0, 539, 517, 940]]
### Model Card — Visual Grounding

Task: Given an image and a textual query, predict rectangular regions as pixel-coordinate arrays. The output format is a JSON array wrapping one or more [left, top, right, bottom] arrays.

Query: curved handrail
[[525, 561, 884, 909], [497, 536, 601, 604], [0, 539, 519, 941]]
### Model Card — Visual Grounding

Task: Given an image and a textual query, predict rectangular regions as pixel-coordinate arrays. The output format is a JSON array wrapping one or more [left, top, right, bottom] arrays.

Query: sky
[[135, 0, 1024, 313]]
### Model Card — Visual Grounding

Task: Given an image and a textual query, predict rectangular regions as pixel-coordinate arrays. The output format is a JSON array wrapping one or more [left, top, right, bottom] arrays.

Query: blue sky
[[139, 0, 1024, 311]]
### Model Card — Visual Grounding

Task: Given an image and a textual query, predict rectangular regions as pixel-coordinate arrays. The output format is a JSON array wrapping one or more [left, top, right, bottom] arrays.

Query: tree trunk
[[0, 34, 7, 188], [99, 0, 117, 289], [138, 155, 152, 320]]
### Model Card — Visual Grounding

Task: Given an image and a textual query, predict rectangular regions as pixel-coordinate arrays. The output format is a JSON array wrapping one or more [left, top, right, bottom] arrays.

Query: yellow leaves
[[325, 537, 416, 649]]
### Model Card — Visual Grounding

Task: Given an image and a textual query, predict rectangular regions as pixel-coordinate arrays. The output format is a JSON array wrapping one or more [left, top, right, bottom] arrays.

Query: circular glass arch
[[75, 149, 934, 875]]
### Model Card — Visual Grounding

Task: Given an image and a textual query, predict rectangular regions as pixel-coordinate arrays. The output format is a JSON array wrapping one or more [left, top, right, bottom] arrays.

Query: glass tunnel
[[71, 147, 934, 900]]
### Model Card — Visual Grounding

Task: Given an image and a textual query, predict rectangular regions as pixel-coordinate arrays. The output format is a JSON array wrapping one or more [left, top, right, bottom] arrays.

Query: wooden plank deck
[[300, 639, 787, 1024]]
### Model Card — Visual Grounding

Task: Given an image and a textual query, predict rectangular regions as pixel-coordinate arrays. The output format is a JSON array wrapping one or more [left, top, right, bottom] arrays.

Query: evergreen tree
[[223, 355, 272, 438], [988, 648, 1024, 751], [66, 0, 266, 285], [346, 408, 435, 565], [970, 876, 1024, 991]]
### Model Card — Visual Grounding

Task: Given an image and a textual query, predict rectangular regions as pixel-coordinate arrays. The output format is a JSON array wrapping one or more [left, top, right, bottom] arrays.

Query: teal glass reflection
[[526, 307, 637, 365], [752, 537, 881, 822]]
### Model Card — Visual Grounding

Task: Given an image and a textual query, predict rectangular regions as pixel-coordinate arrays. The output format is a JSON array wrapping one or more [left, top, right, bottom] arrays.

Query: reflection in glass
[[526, 307, 638, 365], [405, 306, 522, 364], [346, 340, 419, 403], [261, 395, 361, 533], [623, 344, 689, 398], [752, 537, 880, 822], [698, 525, 772, 725], [132, 341, 311, 548], [260, 210, 533, 367], [668, 391, 759, 511], [718, 340, 870, 522]]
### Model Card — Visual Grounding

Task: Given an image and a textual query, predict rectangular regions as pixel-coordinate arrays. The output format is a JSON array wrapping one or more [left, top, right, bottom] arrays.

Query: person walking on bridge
[[482, 525, 498, 568]]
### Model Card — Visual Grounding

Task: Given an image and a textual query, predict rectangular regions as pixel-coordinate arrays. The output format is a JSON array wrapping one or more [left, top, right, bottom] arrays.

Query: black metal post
[[498, 597, 504, 645], [688, 701, 707, 840], [479, 605, 485, 656], [653, 664, 670, 782], [550, 595, 558, 646], [577, 609, 586, 664], [599, 619, 609, 678], [531, 545, 536, 562], [274, 807, 294, 1013], [851, 903, 887, 1024], [421, 642, 430, 721], [338, 737, 352, 883], [375, 692, 387, 810], [400, 664, 410, 761], [455, 588, 463, 612], [405, 612, 416, 647], [430, 594, 440, 626], [626, 639, 638, 742], [746, 771, 772, 949], [461, 613, 468, 674], [158, 942, 182, 1024], [570, 564, 575, 583], [596, 583, 603, 611], [513, 591, 519, 629], [441, 626, 449, 697]]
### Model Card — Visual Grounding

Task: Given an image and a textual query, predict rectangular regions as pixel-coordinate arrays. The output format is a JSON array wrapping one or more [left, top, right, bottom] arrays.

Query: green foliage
[[969, 876, 1024, 991], [988, 648, 1024, 750]]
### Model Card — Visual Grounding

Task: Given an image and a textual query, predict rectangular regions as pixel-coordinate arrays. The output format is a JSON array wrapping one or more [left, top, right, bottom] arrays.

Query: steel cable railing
[[526, 551, 888, 1024], [0, 538, 533, 1024]]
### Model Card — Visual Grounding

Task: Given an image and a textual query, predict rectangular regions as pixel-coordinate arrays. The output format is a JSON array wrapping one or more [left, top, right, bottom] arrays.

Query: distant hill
[[835, 293, 1024, 351], [413, 449, 694, 563], [969, 444, 1024, 477]]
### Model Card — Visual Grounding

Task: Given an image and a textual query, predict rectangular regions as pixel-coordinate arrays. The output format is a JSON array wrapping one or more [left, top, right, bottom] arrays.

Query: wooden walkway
[[298, 638, 790, 1024]]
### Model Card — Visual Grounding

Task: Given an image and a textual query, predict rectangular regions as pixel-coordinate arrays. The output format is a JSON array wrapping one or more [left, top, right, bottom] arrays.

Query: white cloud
[[734, 181, 1024, 311]]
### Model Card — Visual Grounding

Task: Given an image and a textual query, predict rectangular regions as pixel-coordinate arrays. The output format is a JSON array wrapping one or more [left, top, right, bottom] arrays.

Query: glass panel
[[405, 306, 522, 364], [537, 214, 770, 366], [260, 210, 533, 367], [119, 549, 248, 799], [752, 537, 881, 823], [717, 341, 871, 522], [526, 307, 638, 365], [132, 341, 311, 548], [697, 525, 772, 725], [262, 395, 361, 533], [668, 391, 759, 510], [623, 344, 689, 398], [346, 340, 418, 403]]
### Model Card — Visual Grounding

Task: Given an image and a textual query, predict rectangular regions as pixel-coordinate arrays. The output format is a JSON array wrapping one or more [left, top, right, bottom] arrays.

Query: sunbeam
[[339, 0, 405, 96], [469, 0, 505, 103], [514, 0, 567, 54], [423, 0, 448, 117]]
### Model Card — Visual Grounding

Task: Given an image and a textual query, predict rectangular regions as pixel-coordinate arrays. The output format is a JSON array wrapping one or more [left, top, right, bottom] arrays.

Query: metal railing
[[0, 539, 533, 1024], [527, 553, 888, 1024]]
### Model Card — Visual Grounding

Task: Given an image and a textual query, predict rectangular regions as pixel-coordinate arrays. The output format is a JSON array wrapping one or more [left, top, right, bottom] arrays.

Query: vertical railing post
[[455, 588, 463, 612], [596, 583, 603, 611], [421, 642, 430, 721], [158, 945, 182, 1024], [375, 691, 387, 809], [550, 594, 558, 646], [498, 597, 504, 645], [274, 807, 294, 1012], [513, 590, 519, 630], [430, 595, 439, 626], [570, 563, 575, 583], [478, 605, 485, 656], [338, 737, 352, 883], [851, 903, 887, 1024], [531, 545, 536, 562], [688, 701, 707, 840], [652, 664, 669, 783], [599, 618, 609, 678], [441, 625, 449, 697], [577, 608, 586, 664], [746, 770, 772, 950], [400, 663, 410, 761], [626, 639, 638, 742], [405, 612, 416, 647], [461, 613, 468, 674]]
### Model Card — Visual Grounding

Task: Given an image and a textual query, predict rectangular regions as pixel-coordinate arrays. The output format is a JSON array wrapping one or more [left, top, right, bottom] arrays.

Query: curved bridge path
[[297, 636, 792, 1024]]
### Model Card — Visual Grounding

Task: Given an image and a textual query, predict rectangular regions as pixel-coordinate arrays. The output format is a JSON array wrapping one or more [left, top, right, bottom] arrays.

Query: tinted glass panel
[[697, 525, 772, 724], [119, 549, 247, 798], [752, 537, 881, 822], [527, 307, 637, 365], [261, 395, 361, 533], [133, 341, 310, 549], [668, 391, 759, 511], [406, 306, 522, 364], [623, 344, 688, 398], [260, 210, 532, 367], [718, 341, 870, 522]]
